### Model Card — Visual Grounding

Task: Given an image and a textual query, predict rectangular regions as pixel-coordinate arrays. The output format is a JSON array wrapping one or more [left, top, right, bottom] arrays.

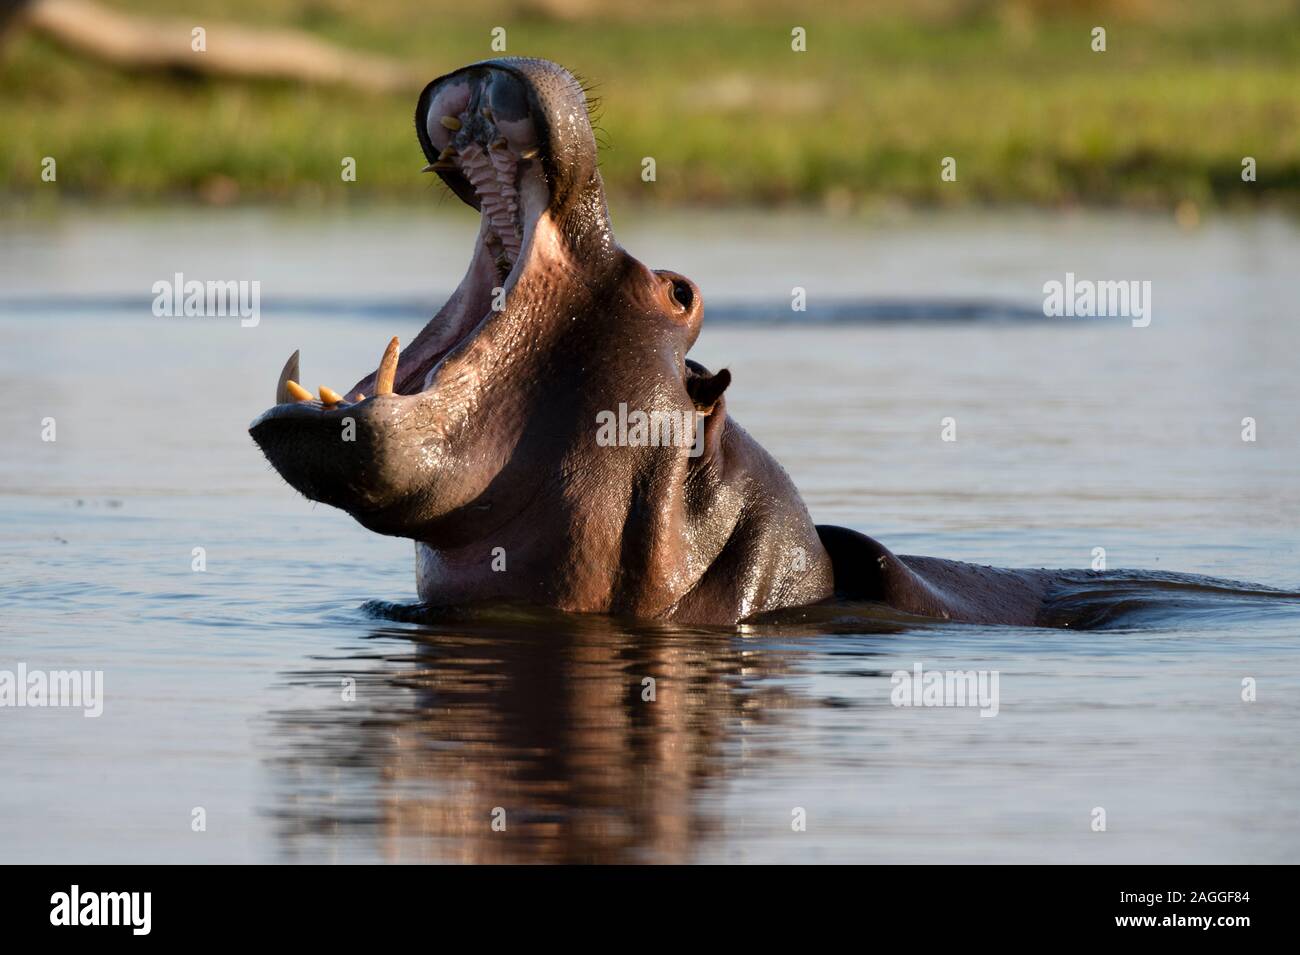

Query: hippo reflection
[[264, 611, 863, 863]]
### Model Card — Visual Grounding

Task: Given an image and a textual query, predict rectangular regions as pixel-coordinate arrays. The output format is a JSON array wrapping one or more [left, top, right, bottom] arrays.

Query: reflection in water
[[264, 607, 895, 863], [261, 582, 1300, 863]]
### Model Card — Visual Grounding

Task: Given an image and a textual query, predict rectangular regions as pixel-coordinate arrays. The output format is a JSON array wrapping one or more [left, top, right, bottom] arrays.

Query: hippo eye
[[671, 280, 693, 310]]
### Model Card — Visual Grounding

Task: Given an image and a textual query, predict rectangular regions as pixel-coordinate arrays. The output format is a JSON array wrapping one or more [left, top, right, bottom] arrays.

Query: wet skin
[[250, 57, 1066, 626]]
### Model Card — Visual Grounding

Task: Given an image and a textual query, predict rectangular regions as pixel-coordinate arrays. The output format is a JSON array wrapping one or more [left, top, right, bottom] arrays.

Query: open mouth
[[262, 64, 554, 414]]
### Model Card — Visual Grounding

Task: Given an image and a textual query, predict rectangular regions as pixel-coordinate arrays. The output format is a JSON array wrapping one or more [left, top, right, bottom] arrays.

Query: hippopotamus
[[249, 57, 1066, 626]]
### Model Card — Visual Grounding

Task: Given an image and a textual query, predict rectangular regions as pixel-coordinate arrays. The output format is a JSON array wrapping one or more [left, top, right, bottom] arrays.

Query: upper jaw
[[251, 59, 616, 511], [423, 94, 534, 282], [418, 59, 617, 265], [253, 59, 614, 416]]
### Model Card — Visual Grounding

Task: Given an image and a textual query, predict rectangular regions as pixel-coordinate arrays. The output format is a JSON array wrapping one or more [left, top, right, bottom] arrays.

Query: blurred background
[[3, 0, 1299, 212]]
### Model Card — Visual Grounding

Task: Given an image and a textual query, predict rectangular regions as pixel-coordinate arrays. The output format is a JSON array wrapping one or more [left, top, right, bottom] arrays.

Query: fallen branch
[[17, 0, 423, 93]]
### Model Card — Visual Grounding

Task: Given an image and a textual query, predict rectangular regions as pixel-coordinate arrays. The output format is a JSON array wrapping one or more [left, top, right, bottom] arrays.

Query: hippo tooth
[[438, 146, 458, 161], [376, 336, 400, 396], [520, 147, 539, 160], [319, 385, 343, 406], [421, 163, 437, 173], [440, 115, 462, 130], [284, 379, 313, 403], [276, 350, 300, 403]]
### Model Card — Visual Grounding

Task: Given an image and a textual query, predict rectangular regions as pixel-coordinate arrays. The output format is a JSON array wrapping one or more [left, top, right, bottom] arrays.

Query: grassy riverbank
[[3, 0, 1299, 209]]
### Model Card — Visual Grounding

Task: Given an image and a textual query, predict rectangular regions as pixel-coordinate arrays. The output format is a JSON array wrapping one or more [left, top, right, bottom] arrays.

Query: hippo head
[[249, 58, 737, 592]]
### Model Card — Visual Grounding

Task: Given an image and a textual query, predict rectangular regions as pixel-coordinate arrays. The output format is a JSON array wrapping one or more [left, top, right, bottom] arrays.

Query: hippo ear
[[686, 367, 731, 415]]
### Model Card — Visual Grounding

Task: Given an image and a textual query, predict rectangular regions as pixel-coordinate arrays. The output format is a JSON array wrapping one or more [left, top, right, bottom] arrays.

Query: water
[[1, 206, 1298, 863]]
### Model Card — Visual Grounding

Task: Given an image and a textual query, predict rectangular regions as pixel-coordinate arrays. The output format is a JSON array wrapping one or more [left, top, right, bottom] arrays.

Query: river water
[[1, 206, 1297, 862]]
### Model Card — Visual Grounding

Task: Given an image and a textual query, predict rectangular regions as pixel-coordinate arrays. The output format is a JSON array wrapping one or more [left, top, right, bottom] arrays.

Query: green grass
[[3, 0, 1299, 209]]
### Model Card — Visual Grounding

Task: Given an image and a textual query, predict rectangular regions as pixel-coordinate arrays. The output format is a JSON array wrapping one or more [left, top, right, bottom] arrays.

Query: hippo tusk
[[276, 350, 301, 403], [376, 337, 400, 396]]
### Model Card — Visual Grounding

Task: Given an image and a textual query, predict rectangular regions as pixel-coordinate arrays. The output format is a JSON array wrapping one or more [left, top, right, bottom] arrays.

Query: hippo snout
[[249, 397, 432, 537]]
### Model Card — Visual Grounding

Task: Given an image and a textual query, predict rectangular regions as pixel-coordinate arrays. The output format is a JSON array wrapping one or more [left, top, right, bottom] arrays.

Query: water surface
[[1, 207, 1297, 863]]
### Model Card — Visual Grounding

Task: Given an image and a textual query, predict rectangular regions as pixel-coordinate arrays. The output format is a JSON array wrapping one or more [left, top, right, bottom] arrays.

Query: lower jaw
[[385, 208, 541, 396], [275, 232, 536, 411], [273, 189, 547, 411], [383, 239, 504, 396]]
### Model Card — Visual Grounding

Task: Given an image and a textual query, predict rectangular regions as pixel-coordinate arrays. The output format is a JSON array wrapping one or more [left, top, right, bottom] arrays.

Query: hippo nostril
[[672, 280, 693, 310]]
